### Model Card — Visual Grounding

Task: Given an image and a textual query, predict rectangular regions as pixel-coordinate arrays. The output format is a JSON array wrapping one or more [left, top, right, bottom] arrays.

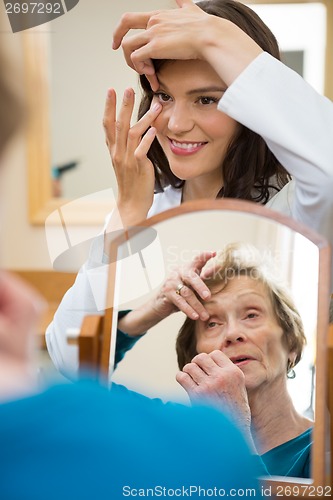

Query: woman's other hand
[[112, 0, 262, 90], [176, 350, 251, 434], [103, 87, 162, 227]]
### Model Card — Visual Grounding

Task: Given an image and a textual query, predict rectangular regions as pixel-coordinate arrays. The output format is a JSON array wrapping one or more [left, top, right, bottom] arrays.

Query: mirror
[[23, 0, 332, 224], [107, 199, 330, 489]]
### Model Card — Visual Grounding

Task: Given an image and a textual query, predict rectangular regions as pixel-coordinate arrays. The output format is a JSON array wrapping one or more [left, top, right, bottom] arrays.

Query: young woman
[[46, 0, 333, 376]]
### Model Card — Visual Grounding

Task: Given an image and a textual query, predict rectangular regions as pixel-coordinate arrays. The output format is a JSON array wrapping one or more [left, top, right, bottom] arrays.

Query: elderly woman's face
[[195, 276, 292, 392]]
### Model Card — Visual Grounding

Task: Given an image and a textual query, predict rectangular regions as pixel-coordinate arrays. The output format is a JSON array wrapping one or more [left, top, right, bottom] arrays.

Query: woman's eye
[[207, 321, 218, 328], [198, 96, 218, 105], [246, 312, 258, 319], [155, 92, 172, 103]]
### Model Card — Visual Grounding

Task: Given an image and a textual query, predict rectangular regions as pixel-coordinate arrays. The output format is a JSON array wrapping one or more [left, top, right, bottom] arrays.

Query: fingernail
[[124, 88, 132, 99], [192, 312, 199, 320], [202, 290, 210, 299]]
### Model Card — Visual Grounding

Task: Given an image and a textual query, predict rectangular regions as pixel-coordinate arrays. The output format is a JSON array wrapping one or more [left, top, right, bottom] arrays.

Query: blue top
[[0, 380, 260, 500], [261, 427, 312, 478], [114, 311, 143, 366]]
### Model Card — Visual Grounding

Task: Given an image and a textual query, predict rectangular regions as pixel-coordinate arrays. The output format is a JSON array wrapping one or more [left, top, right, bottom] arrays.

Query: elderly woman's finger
[[175, 370, 197, 391], [173, 292, 200, 320], [182, 361, 209, 384], [192, 351, 235, 375], [182, 251, 216, 300]]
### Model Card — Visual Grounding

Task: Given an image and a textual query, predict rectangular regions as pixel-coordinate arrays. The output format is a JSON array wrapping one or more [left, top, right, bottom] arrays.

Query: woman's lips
[[229, 356, 255, 367], [168, 138, 207, 156]]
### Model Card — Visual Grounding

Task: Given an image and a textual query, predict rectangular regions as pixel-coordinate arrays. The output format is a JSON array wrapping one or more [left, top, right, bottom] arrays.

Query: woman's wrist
[[118, 300, 166, 337], [103, 203, 149, 256], [201, 18, 263, 87]]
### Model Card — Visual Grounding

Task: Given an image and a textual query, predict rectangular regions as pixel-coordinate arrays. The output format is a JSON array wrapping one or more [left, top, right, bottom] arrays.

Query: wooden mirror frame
[[22, 0, 333, 225], [105, 199, 331, 493]]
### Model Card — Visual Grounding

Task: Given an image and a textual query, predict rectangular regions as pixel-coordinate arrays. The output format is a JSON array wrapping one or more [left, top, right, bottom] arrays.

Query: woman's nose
[[167, 103, 194, 134], [221, 321, 246, 348]]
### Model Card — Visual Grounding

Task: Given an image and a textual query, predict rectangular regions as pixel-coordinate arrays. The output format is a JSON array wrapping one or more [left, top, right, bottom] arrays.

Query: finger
[[209, 350, 234, 368], [191, 251, 217, 275], [173, 292, 201, 320], [182, 271, 210, 303], [146, 73, 159, 92], [133, 127, 156, 164], [182, 361, 207, 384], [112, 12, 156, 50], [182, 251, 216, 300], [174, 284, 208, 321], [175, 0, 194, 7], [121, 31, 152, 72], [175, 370, 197, 392], [103, 88, 117, 148], [200, 256, 224, 281], [190, 352, 221, 376], [200, 263, 221, 280], [126, 102, 162, 155], [115, 88, 135, 153], [130, 51, 156, 76]]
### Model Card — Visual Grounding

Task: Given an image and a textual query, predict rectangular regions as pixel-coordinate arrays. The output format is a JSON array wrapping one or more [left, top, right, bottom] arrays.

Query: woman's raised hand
[[150, 251, 216, 322], [112, 0, 210, 91], [112, 0, 262, 90], [103, 87, 162, 226]]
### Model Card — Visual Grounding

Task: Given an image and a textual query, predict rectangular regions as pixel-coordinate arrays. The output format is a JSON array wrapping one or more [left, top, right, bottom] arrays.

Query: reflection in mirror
[[107, 201, 330, 487], [112, 213, 318, 410], [24, 1, 332, 223]]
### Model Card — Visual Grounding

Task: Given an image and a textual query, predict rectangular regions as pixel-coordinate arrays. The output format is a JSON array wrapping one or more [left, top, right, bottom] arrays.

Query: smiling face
[[151, 60, 239, 194], [195, 276, 292, 393]]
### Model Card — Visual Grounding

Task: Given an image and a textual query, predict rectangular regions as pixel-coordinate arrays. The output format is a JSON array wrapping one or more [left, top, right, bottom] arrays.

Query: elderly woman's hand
[[117, 251, 215, 337], [150, 251, 216, 322], [176, 350, 251, 434]]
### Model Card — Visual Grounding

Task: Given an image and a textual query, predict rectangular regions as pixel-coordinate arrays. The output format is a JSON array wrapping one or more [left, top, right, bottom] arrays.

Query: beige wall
[[0, 0, 175, 270]]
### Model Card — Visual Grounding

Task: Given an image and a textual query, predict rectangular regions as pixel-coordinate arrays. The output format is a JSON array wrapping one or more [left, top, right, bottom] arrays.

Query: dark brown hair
[[137, 0, 291, 202], [176, 243, 306, 373]]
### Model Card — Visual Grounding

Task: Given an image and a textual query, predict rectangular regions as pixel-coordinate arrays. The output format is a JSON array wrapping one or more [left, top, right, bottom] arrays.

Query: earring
[[287, 368, 296, 379]]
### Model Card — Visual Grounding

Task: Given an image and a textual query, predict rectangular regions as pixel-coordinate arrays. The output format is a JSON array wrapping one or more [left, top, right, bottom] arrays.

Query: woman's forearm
[[117, 298, 168, 336]]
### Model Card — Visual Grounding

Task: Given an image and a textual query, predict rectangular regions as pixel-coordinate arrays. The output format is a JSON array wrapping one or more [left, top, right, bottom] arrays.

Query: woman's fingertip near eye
[[148, 127, 156, 136]]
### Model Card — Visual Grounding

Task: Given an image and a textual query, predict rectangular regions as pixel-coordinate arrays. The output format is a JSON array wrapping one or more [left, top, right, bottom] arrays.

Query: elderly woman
[[175, 242, 312, 478]]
